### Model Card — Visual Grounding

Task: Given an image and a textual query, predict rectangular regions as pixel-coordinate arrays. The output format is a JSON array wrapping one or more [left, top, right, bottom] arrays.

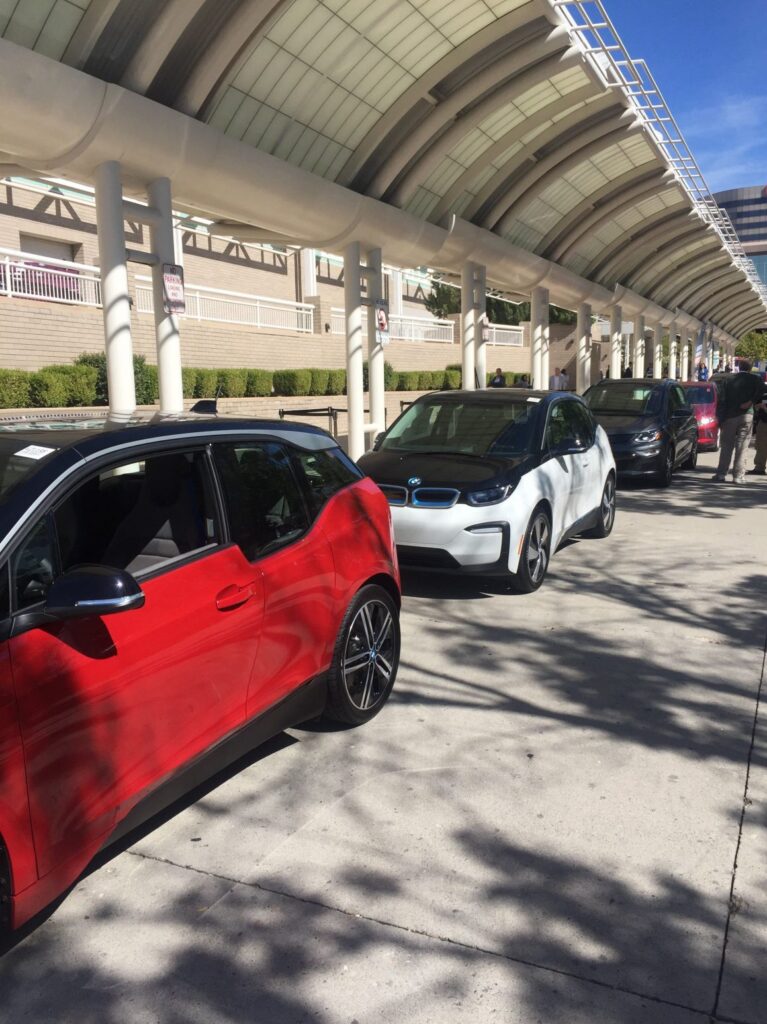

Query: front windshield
[[380, 397, 539, 457], [684, 385, 716, 405], [584, 384, 663, 416]]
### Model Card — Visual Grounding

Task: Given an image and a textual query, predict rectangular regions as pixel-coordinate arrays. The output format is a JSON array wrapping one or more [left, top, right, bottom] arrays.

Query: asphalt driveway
[[1, 451, 765, 1024]]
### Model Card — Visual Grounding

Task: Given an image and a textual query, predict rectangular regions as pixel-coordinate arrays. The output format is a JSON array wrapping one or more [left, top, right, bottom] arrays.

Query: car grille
[[608, 433, 636, 446], [411, 488, 460, 508], [378, 484, 460, 509], [379, 484, 408, 506]]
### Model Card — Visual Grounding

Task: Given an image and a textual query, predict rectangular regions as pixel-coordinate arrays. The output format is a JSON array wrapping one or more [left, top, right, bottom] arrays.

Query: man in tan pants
[[712, 363, 762, 484]]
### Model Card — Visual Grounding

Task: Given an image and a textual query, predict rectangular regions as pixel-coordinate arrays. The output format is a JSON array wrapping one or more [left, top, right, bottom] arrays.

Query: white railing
[[331, 307, 454, 343], [0, 248, 102, 306], [486, 324, 523, 346], [135, 276, 313, 333]]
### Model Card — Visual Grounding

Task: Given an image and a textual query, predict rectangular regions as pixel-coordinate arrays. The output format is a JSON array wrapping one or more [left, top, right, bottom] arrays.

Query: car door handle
[[216, 583, 256, 611]]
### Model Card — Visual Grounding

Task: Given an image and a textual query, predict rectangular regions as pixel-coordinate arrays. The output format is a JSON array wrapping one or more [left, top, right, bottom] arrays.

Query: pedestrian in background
[[747, 377, 767, 476], [489, 367, 506, 388], [712, 361, 763, 484], [549, 366, 563, 390], [697, 362, 709, 381], [560, 368, 570, 391]]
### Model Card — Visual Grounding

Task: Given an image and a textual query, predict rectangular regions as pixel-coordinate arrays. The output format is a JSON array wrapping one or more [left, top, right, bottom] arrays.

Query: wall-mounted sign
[[162, 263, 185, 314], [375, 299, 390, 345]]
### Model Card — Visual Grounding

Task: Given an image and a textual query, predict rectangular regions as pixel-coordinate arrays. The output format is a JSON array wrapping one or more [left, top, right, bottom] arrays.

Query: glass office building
[[714, 185, 767, 286]]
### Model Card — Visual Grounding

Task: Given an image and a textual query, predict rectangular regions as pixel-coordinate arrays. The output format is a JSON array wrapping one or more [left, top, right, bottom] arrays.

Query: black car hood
[[358, 449, 525, 489], [591, 412, 661, 435]]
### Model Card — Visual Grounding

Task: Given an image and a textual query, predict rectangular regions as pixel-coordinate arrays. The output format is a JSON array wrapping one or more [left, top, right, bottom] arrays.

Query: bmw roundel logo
[[407, 476, 422, 487]]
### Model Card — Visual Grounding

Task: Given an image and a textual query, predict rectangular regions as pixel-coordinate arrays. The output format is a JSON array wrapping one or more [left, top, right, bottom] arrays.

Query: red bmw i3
[[0, 414, 400, 935]]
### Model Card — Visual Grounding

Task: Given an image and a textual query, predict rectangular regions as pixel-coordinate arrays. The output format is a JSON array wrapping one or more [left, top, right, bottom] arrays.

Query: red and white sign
[[162, 263, 185, 314]]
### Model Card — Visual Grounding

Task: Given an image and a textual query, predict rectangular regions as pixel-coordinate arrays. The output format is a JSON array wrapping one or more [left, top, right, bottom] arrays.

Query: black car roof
[[416, 388, 574, 403], [0, 412, 335, 457]]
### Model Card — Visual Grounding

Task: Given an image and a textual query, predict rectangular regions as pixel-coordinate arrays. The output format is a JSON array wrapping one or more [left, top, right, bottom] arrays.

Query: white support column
[[148, 177, 183, 413], [576, 302, 591, 393], [668, 322, 678, 379], [389, 268, 403, 317], [366, 247, 385, 443], [345, 242, 364, 460], [462, 262, 477, 390], [610, 304, 622, 380], [681, 330, 690, 381], [530, 285, 549, 389], [634, 315, 645, 378], [94, 161, 136, 415], [650, 323, 662, 378], [705, 325, 714, 371], [474, 265, 488, 388], [299, 247, 317, 299]]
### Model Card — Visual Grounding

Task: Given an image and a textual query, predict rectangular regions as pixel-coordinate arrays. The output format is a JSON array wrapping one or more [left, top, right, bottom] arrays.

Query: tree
[[424, 283, 576, 325], [736, 330, 767, 362]]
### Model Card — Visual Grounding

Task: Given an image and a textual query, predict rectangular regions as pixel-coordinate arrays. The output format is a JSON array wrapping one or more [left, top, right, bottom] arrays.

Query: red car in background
[[683, 382, 719, 450]]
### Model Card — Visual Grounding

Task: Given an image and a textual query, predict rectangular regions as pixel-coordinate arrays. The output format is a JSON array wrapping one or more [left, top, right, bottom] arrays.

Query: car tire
[[512, 505, 551, 593], [682, 439, 698, 470], [655, 444, 674, 488], [324, 584, 400, 726], [584, 473, 616, 539]]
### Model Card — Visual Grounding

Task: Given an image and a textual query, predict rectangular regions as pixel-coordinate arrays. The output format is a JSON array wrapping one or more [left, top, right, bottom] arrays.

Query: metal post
[[148, 177, 183, 413], [94, 161, 136, 415], [576, 302, 591, 393], [530, 285, 548, 389], [610, 304, 622, 380], [366, 247, 385, 441], [344, 242, 364, 460], [668, 322, 678, 378], [474, 265, 488, 388], [462, 262, 477, 390], [634, 315, 645, 378]]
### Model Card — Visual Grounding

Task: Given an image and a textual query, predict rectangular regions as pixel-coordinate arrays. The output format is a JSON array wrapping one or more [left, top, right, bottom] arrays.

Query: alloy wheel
[[342, 600, 396, 711], [526, 513, 550, 585], [601, 476, 616, 531]]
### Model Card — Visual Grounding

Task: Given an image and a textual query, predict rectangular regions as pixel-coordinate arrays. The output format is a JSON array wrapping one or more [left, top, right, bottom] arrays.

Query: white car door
[[535, 400, 585, 545], [565, 399, 604, 515]]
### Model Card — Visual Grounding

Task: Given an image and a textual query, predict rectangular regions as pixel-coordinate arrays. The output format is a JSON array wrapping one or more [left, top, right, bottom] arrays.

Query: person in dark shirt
[[747, 377, 767, 476], [489, 368, 506, 388], [712, 362, 763, 484]]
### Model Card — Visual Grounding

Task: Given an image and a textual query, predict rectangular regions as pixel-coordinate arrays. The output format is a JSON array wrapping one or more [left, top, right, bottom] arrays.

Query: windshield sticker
[[526, 397, 541, 403], [14, 444, 57, 460]]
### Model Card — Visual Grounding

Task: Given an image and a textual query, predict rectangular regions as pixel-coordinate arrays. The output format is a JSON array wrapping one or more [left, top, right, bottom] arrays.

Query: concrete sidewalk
[[1, 452, 765, 1024]]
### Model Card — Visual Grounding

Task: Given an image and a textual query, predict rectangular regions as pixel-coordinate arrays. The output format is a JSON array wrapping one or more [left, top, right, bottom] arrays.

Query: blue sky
[[603, 0, 766, 193]]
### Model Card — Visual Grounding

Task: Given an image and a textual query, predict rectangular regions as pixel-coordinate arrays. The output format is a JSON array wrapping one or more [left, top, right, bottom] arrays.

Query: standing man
[[712, 361, 763, 484], [489, 367, 506, 388], [747, 376, 767, 476], [549, 366, 562, 390], [559, 367, 570, 391]]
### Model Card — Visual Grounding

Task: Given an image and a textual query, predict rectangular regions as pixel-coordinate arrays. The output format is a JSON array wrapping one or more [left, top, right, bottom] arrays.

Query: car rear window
[[684, 386, 716, 405], [0, 437, 60, 505], [584, 384, 663, 415]]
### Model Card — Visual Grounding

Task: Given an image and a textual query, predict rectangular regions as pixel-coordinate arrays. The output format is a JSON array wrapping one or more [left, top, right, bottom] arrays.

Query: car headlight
[[634, 429, 663, 443], [466, 485, 511, 506], [699, 416, 715, 425]]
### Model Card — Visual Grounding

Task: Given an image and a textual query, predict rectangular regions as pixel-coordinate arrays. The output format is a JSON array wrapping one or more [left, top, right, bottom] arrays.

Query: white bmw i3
[[358, 389, 616, 591]]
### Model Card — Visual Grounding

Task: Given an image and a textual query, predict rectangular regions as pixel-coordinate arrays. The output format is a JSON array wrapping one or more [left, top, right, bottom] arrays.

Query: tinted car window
[[12, 516, 56, 611], [381, 397, 539, 457], [684, 386, 716, 405], [668, 388, 682, 413], [0, 437, 60, 509], [544, 402, 575, 449], [293, 448, 361, 518], [214, 442, 309, 560], [53, 450, 218, 578], [584, 384, 663, 415], [563, 401, 595, 446]]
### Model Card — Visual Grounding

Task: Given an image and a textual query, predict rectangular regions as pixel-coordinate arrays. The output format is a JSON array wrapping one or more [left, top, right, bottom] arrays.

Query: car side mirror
[[551, 438, 586, 457], [673, 405, 693, 418], [45, 565, 145, 620], [373, 432, 386, 451]]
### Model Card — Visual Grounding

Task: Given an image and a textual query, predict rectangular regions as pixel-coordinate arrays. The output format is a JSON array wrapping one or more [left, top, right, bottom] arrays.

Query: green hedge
[[444, 369, 461, 389], [217, 368, 248, 398], [326, 369, 346, 395], [247, 369, 273, 397], [272, 369, 312, 396], [34, 364, 98, 407], [308, 368, 330, 396], [0, 369, 32, 408]]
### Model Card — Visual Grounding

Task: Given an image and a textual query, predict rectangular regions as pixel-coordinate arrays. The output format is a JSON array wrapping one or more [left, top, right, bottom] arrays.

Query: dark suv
[[583, 379, 698, 486]]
